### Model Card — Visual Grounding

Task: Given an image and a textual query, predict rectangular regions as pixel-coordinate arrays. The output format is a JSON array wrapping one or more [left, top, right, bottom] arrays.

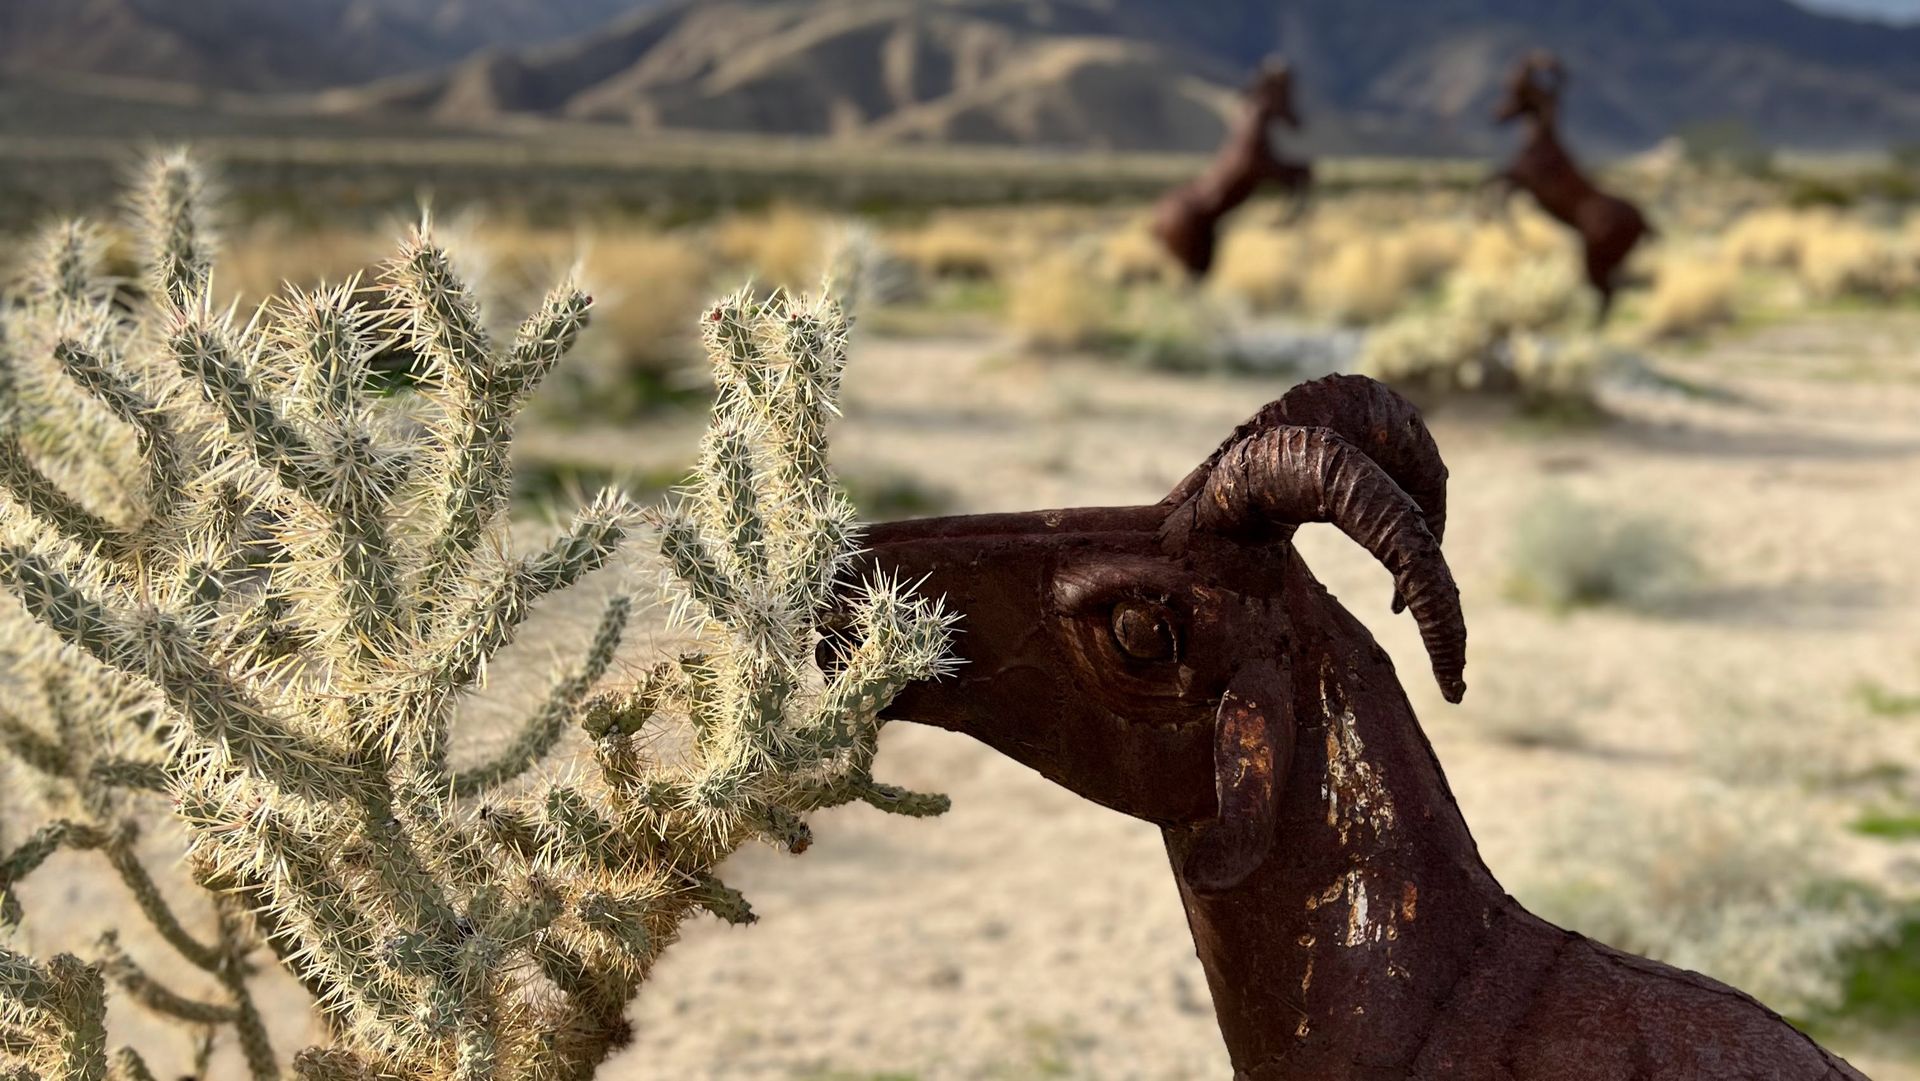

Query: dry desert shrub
[[1304, 237, 1425, 325], [1098, 223, 1183, 287], [1516, 779, 1894, 1017], [1210, 225, 1309, 311], [1720, 207, 1917, 303], [713, 205, 830, 289], [1796, 221, 1914, 302], [1450, 254, 1585, 335], [1358, 254, 1597, 412], [1006, 249, 1113, 351], [1456, 206, 1573, 280], [1285, 215, 1468, 326], [889, 216, 1009, 283], [1639, 253, 1740, 341], [1505, 489, 1697, 612], [217, 221, 389, 309], [1721, 207, 1815, 271]]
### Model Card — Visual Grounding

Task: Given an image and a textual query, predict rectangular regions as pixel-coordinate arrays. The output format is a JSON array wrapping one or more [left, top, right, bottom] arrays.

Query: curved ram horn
[[1164, 375, 1448, 611], [1165, 425, 1467, 703]]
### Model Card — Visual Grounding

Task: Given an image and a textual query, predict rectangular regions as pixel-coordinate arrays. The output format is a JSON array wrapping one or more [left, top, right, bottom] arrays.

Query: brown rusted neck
[[1163, 561, 1512, 1079]]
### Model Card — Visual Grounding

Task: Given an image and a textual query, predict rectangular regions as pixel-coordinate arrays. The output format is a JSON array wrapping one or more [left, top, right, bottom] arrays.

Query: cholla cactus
[[0, 151, 954, 1080]]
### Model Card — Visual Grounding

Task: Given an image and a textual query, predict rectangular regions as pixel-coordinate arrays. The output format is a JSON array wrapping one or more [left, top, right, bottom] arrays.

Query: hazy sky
[[1796, 0, 1920, 20]]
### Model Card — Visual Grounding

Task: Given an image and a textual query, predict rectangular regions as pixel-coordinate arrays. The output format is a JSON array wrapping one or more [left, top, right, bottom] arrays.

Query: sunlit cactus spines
[[0, 152, 954, 1080]]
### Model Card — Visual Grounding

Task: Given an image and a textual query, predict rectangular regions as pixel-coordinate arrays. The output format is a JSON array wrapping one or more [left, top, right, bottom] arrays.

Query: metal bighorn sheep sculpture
[[834, 375, 1867, 1080], [1153, 59, 1312, 278], [1490, 52, 1653, 324]]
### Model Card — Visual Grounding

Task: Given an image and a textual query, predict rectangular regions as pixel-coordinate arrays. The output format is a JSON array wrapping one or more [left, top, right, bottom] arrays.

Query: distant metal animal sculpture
[[1490, 51, 1653, 324], [1153, 59, 1313, 278], [833, 374, 1867, 1080]]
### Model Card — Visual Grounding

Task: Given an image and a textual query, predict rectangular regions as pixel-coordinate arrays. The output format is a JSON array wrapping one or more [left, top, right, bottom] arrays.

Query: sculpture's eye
[[1111, 601, 1178, 663]]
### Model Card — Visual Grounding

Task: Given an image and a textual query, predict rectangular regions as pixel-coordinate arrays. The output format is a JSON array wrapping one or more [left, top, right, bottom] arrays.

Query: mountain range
[[7, 0, 1920, 155]]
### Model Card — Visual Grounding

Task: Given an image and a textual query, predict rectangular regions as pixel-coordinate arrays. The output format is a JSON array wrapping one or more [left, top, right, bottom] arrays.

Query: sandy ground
[[9, 313, 1920, 1079]]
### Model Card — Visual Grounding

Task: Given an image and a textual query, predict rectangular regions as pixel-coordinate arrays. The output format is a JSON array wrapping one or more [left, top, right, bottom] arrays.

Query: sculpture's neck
[[1231, 105, 1283, 165], [1525, 109, 1559, 144], [1162, 629, 1516, 1079]]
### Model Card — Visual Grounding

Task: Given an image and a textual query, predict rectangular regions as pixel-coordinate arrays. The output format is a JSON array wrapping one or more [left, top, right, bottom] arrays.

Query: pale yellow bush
[[1099, 224, 1182, 286], [893, 216, 1009, 281], [1211, 226, 1308, 311], [1359, 256, 1600, 415], [714, 204, 829, 288], [1306, 238, 1423, 325], [1007, 250, 1114, 351], [579, 230, 714, 352], [1640, 254, 1740, 340], [1392, 219, 1470, 292], [1457, 208, 1569, 280], [217, 220, 387, 307], [1721, 207, 1815, 270], [1797, 222, 1912, 301]]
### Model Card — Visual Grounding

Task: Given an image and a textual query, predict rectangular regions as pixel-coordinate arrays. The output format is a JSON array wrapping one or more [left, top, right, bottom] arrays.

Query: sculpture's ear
[[1181, 659, 1296, 894]]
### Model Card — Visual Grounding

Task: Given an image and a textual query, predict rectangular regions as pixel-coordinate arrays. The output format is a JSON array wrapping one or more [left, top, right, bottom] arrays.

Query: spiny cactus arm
[[50, 338, 188, 529], [0, 948, 108, 1081], [290, 1047, 377, 1081], [259, 288, 413, 657], [389, 236, 589, 606], [762, 300, 847, 505], [403, 493, 633, 766], [683, 873, 755, 925], [453, 595, 630, 797], [132, 151, 213, 311], [98, 843, 225, 973], [0, 545, 345, 799], [109, 1047, 157, 1081], [212, 903, 280, 1081], [0, 706, 70, 779], [20, 220, 110, 312], [186, 797, 419, 1046], [657, 511, 740, 626], [165, 315, 331, 501], [86, 758, 168, 794], [802, 573, 957, 759], [94, 934, 239, 1025], [840, 781, 950, 817], [1, 821, 110, 925], [696, 421, 767, 574], [701, 290, 779, 422], [0, 436, 130, 558]]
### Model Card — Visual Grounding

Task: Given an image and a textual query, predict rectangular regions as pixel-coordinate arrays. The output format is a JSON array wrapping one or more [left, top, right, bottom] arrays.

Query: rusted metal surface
[[839, 374, 1867, 1080], [1152, 59, 1313, 278], [1490, 51, 1654, 324]]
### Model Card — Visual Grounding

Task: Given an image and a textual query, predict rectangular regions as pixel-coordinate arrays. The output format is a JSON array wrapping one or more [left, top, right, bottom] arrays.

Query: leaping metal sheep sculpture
[[831, 374, 1866, 1080], [1153, 58, 1313, 278], [1489, 51, 1654, 325]]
